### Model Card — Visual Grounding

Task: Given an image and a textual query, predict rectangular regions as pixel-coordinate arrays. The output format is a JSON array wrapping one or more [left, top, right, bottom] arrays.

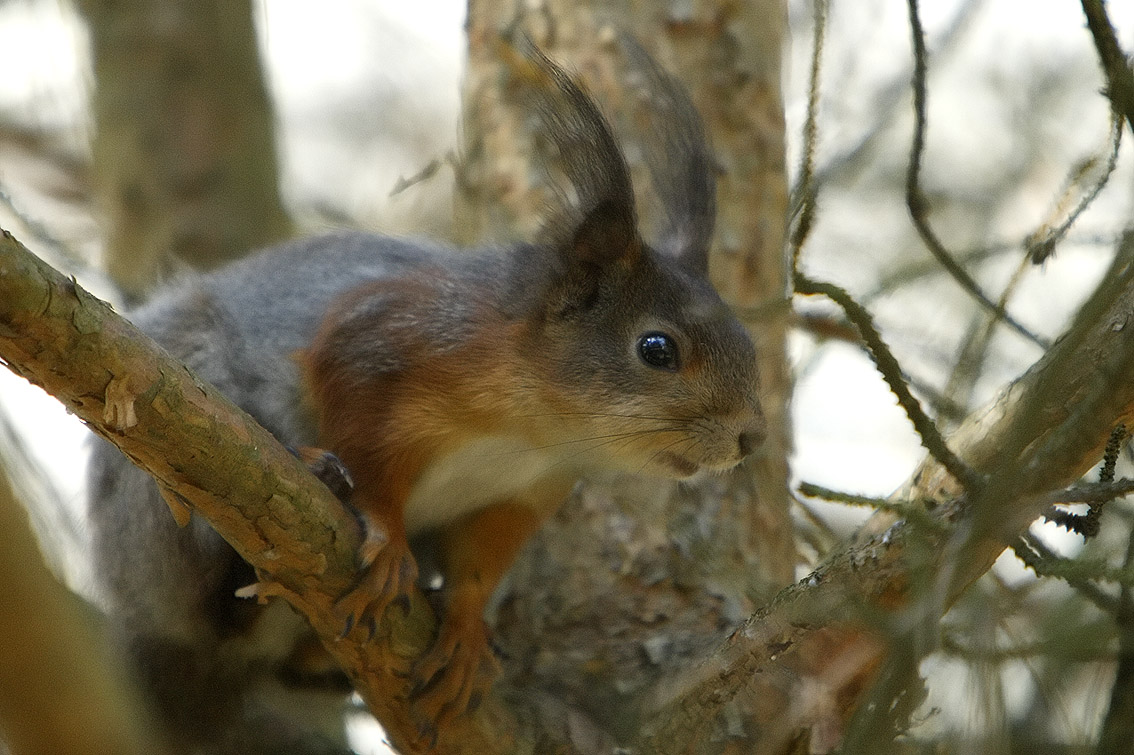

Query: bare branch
[[1081, 0, 1134, 133], [1011, 533, 1116, 613], [1048, 477, 1134, 505], [798, 481, 946, 532], [644, 229, 1134, 751], [788, 0, 828, 263], [905, 0, 1048, 349], [794, 270, 981, 491], [0, 229, 512, 754], [1027, 109, 1123, 263]]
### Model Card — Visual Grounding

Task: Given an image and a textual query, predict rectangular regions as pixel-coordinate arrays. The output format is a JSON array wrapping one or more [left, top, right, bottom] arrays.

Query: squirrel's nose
[[737, 422, 765, 459]]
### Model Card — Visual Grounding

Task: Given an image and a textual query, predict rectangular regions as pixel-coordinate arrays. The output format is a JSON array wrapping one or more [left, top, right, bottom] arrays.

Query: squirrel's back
[[86, 43, 765, 753], [124, 231, 464, 444]]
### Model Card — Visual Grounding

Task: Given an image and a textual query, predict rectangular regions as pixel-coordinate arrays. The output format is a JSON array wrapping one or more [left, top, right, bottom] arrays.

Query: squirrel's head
[[516, 45, 765, 479]]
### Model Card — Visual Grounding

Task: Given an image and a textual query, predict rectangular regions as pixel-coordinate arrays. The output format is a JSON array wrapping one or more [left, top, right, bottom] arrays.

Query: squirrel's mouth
[[659, 451, 700, 478]]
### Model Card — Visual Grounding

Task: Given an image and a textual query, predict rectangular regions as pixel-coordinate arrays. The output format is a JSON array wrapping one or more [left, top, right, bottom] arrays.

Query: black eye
[[637, 332, 679, 371]]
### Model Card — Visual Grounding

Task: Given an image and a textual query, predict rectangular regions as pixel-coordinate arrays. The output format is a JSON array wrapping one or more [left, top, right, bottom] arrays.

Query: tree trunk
[[76, 0, 291, 301], [458, 1, 793, 748]]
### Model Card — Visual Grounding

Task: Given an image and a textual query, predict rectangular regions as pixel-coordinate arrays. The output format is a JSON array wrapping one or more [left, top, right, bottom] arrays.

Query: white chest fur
[[404, 436, 571, 534]]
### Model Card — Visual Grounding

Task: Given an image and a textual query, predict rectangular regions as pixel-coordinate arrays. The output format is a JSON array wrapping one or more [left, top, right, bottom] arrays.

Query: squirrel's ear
[[570, 199, 641, 268], [547, 199, 640, 315], [516, 43, 642, 273], [620, 36, 715, 277]]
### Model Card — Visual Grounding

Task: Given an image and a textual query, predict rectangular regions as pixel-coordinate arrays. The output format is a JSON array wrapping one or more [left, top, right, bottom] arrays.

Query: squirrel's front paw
[[410, 615, 498, 742], [292, 446, 355, 503], [334, 523, 417, 639]]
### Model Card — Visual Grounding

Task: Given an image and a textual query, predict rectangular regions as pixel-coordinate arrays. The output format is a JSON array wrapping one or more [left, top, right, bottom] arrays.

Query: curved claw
[[292, 446, 355, 503], [333, 525, 417, 639], [410, 617, 498, 735]]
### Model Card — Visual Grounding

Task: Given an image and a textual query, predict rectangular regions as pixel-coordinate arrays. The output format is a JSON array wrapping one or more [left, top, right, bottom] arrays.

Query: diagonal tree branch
[[9, 212, 1134, 752], [0, 228, 508, 754], [642, 232, 1134, 751], [794, 271, 981, 492]]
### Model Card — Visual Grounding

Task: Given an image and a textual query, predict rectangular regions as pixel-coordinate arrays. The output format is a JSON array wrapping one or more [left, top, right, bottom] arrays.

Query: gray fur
[[88, 233, 462, 754], [88, 48, 759, 754]]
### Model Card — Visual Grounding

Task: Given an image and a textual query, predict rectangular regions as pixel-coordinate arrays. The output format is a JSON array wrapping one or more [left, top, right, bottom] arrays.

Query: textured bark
[[459, 1, 793, 750], [901, 238, 1134, 583], [76, 0, 291, 300], [0, 230, 448, 755]]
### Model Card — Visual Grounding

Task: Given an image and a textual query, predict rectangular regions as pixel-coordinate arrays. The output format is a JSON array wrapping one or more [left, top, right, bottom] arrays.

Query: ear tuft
[[510, 40, 642, 273], [620, 37, 715, 276]]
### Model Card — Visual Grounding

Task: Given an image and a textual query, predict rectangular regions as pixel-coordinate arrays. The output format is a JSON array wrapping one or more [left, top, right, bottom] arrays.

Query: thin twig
[[788, 0, 828, 264], [389, 155, 453, 198], [1081, 0, 1134, 133], [798, 481, 946, 532], [865, 233, 1123, 302], [1042, 424, 1126, 537], [941, 253, 1034, 424], [905, 0, 1048, 349], [1047, 477, 1134, 505], [1027, 109, 1123, 264], [940, 631, 1116, 663], [804, 0, 987, 192], [794, 270, 982, 493], [1050, 426, 1134, 537], [1021, 543, 1134, 587], [1011, 533, 1116, 613]]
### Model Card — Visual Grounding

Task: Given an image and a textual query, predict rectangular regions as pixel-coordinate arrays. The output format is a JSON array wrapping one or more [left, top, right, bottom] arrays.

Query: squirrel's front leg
[[333, 473, 419, 639], [294, 445, 412, 636], [410, 498, 554, 738]]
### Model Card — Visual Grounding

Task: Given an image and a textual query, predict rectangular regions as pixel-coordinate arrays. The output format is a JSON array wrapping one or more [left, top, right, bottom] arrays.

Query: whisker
[[637, 435, 702, 476], [471, 425, 690, 459], [515, 410, 703, 424], [464, 423, 694, 464], [538, 427, 697, 472]]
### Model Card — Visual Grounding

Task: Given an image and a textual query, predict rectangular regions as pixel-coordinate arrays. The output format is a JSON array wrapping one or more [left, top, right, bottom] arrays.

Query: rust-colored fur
[[88, 47, 764, 753]]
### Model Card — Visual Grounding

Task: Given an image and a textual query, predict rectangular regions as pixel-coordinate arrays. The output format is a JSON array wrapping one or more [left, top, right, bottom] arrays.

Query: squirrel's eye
[[637, 332, 679, 371]]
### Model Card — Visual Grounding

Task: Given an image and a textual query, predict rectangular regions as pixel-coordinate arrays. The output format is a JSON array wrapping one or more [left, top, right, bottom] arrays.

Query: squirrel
[[86, 45, 765, 753]]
